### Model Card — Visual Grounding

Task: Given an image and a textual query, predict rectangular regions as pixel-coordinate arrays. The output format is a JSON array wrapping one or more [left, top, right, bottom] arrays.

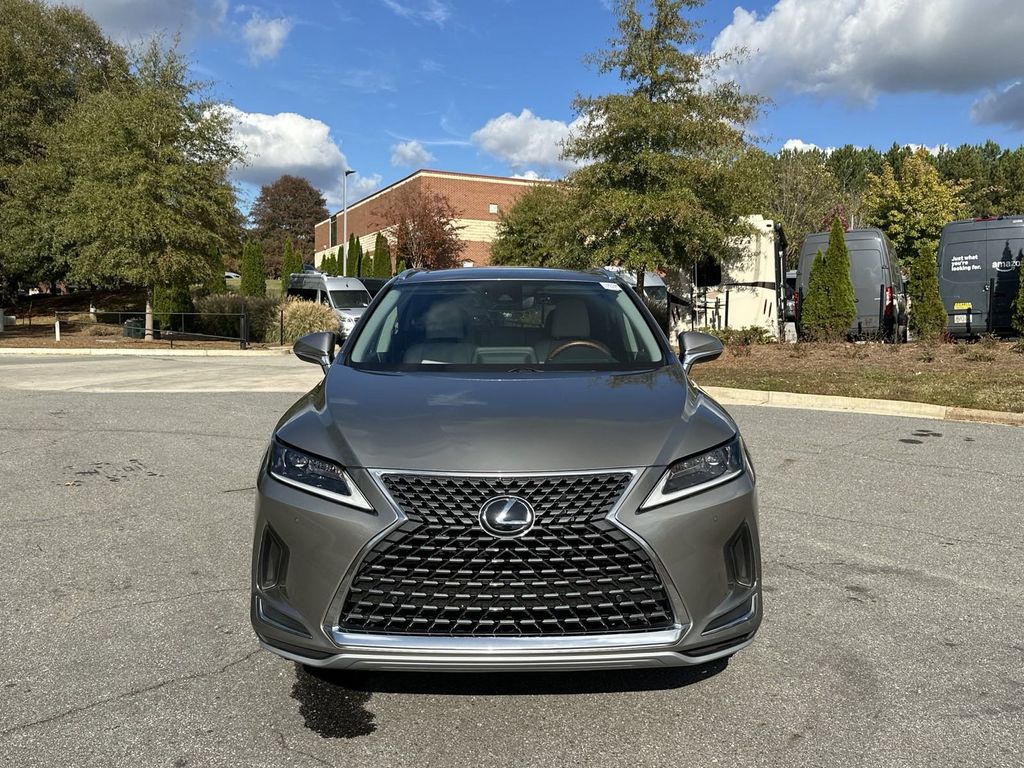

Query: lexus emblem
[[479, 496, 535, 538]]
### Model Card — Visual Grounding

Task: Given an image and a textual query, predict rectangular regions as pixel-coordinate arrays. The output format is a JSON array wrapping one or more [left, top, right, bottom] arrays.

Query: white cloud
[[972, 81, 1024, 130], [512, 170, 551, 181], [471, 109, 584, 175], [52, 0, 227, 41], [390, 140, 435, 167], [241, 10, 292, 64], [713, 0, 1024, 102], [781, 138, 823, 152], [222, 106, 378, 208], [381, 0, 451, 25]]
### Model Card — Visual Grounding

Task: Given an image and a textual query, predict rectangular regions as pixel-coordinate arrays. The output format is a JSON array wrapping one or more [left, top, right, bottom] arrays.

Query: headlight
[[268, 440, 371, 510], [642, 436, 745, 509]]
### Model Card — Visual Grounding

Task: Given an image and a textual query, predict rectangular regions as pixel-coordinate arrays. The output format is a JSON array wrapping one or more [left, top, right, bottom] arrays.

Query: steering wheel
[[546, 339, 613, 361]]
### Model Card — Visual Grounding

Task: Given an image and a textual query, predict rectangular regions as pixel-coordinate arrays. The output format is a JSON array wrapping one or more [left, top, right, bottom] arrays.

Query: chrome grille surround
[[331, 470, 678, 638]]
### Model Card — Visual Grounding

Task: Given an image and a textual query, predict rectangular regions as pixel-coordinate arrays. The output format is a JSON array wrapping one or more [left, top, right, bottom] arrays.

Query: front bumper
[[251, 461, 762, 671]]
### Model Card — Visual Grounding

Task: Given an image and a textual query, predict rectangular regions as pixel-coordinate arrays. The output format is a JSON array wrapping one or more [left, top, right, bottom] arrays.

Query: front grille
[[336, 473, 675, 637]]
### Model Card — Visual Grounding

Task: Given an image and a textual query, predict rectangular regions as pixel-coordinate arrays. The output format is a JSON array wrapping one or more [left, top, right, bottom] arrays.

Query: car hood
[[334, 307, 366, 319], [275, 365, 738, 473]]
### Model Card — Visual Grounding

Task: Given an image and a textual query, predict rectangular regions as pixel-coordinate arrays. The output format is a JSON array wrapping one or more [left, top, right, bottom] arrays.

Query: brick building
[[313, 169, 547, 271]]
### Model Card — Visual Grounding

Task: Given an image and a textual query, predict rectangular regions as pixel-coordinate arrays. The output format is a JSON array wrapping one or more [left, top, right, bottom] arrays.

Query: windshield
[[645, 285, 668, 303], [330, 290, 371, 309], [348, 279, 665, 371]]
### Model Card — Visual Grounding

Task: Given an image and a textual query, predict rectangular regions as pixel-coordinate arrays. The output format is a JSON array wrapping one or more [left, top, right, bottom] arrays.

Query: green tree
[[767, 148, 843, 266], [319, 248, 339, 275], [347, 234, 363, 276], [373, 232, 391, 277], [864, 149, 968, 267], [0, 0, 129, 299], [907, 242, 948, 339], [239, 241, 266, 297], [15, 40, 241, 336], [152, 279, 194, 330], [490, 184, 589, 269], [563, 0, 764, 285], [200, 245, 227, 296], [800, 218, 856, 341], [279, 238, 302, 292]]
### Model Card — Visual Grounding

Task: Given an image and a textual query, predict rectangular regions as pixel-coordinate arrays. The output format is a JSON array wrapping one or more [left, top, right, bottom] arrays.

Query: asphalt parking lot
[[1, 355, 1021, 767]]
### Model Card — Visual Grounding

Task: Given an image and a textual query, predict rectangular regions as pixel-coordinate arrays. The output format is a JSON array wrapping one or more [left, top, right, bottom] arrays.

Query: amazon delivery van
[[938, 216, 1023, 337]]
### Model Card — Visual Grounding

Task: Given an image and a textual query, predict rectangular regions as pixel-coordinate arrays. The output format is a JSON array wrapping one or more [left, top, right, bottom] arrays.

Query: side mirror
[[293, 331, 339, 374], [678, 331, 723, 373]]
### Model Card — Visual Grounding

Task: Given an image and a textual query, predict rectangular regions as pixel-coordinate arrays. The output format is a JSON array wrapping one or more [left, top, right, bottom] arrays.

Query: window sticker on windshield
[[600, 282, 621, 291]]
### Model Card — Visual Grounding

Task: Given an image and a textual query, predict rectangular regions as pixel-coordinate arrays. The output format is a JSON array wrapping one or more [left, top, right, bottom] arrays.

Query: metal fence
[[53, 310, 250, 348]]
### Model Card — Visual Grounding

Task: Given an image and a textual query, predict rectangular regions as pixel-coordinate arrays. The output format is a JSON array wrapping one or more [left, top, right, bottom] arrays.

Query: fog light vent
[[725, 522, 754, 588], [258, 527, 289, 590]]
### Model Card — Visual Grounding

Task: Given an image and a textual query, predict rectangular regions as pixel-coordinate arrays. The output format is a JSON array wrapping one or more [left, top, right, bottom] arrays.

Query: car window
[[348, 279, 665, 371], [330, 290, 371, 309], [287, 287, 318, 301]]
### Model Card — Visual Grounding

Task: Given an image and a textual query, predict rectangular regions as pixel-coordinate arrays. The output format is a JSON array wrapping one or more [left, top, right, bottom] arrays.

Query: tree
[[907, 242, 948, 340], [563, 0, 764, 284], [0, 0, 129, 299], [864, 149, 967, 267], [800, 218, 856, 341], [490, 184, 590, 269], [347, 233, 363, 276], [825, 144, 884, 225], [279, 238, 302, 292], [13, 40, 241, 337], [200, 246, 227, 296], [376, 184, 465, 270], [373, 232, 391, 277], [249, 175, 328, 271], [239, 241, 266, 297], [766, 148, 843, 266], [319, 248, 339, 275]]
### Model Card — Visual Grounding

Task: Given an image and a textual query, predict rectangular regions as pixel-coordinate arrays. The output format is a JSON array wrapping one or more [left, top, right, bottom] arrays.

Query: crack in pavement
[[272, 728, 335, 768], [0, 649, 260, 738], [774, 504, 1024, 553], [67, 586, 247, 624]]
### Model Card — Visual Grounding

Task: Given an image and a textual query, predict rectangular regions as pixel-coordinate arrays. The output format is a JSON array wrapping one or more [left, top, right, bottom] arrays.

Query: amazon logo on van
[[991, 259, 1022, 272]]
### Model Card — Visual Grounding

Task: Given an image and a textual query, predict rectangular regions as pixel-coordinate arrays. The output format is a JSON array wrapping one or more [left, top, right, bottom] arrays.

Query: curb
[[703, 386, 1023, 427], [0, 346, 292, 358]]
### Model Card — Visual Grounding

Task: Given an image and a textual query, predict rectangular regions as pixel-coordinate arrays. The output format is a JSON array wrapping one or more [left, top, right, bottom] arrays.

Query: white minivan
[[285, 274, 371, 337]]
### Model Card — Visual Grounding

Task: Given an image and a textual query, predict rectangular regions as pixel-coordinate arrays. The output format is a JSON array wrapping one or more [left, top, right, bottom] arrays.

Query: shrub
[[83, 323, 120, 337], [239, 241, 267, 297], [153, 280, 194, 331], [700, 326, 772, 346], [908, 242, 947, 339], [279, 239, 303, 293], [281, 297, 339, 343], [373, 233, 392, 277], [801, 218, 857, 341], [194, 294, 279, 342]]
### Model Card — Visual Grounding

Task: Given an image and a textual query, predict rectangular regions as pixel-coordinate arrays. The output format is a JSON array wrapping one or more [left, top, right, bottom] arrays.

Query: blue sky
[[59, 1, 1024, 213]]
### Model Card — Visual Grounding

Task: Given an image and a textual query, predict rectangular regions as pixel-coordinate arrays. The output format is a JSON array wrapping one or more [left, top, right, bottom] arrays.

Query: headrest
[[551, 298, 590, 338], [424, 301, 466, 339]]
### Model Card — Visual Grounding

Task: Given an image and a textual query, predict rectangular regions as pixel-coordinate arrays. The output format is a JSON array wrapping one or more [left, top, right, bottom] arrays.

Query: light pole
[[342, 169, 355, 276]]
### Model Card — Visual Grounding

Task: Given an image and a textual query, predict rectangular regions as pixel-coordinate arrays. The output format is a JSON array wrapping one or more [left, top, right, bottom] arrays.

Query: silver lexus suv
[[251, 268, 762, 671]]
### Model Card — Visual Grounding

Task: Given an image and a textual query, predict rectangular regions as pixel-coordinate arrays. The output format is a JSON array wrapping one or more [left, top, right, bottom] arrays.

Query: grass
[[691, 340, 1024, 414]]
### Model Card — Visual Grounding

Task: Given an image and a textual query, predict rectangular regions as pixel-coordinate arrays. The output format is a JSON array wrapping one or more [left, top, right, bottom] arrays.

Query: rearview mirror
[[678, 331, 723, 373], [293, 331, 339, 374]]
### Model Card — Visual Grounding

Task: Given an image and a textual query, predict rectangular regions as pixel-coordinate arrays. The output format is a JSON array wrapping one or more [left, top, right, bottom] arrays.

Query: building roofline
[[316, 168, 557, 226]]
